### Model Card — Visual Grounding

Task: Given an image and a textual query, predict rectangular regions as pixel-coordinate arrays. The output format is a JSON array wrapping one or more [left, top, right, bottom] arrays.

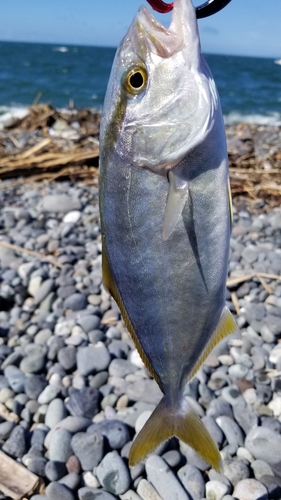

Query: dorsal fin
[[102, 242, 161, 388]]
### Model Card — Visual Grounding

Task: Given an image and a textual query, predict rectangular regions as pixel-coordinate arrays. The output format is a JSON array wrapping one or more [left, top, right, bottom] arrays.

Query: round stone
[[233, 478, 268, 500], [87, 419, 130, 449], [96, 450, 131, 495], [71, 432, 104, 471], [245, 427, 281, 464]]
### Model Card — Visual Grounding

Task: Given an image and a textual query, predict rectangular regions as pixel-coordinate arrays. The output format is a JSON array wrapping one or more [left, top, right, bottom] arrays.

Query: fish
[[99, 0, 238, 471]]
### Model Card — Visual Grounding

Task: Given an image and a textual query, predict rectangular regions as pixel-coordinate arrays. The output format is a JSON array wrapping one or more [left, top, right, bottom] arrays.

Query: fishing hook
[[146, 0, 232, 17]]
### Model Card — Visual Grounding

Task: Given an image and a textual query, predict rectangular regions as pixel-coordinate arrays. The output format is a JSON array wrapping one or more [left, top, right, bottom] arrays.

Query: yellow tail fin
[[129, 396, 221, 471]]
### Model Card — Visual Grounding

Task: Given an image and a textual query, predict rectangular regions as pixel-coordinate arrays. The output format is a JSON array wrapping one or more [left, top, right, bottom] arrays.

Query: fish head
[[101, 0, 218, 174]]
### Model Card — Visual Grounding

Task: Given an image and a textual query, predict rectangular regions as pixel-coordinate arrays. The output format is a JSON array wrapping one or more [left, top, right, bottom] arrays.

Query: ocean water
[[0, 40, 281, 125]]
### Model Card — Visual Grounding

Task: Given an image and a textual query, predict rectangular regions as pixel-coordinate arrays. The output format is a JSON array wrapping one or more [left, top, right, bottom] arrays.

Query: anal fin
[[163, 170, 189, 241], [187, 307, 239, 383]]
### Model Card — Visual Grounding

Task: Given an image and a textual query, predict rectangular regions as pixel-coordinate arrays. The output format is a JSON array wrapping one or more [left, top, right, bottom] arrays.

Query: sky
[[0, 0, 280, 58]]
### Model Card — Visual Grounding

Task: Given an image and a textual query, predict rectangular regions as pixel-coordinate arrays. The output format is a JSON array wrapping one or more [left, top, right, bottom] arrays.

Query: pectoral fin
[[163, 170, 189, 241]]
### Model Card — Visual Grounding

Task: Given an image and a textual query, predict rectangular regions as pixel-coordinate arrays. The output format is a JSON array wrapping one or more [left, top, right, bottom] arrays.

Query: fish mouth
[[134, 5, 181, 58], [132, 0, 199, 59]]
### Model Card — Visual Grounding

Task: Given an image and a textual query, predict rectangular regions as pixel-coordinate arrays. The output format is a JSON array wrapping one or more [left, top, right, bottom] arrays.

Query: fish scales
[[99, 0, 238, 470]]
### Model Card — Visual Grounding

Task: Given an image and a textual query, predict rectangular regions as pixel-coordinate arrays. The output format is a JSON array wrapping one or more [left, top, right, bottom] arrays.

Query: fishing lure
[[146, 0, 232, 17]]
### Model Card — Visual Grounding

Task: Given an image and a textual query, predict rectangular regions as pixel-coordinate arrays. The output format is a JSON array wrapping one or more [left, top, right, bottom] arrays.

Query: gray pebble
[[77, 314, 101, 333], [89, 371, 108, 389], [66, 387, 100, 419], [45, 416, 92, 448], [87, 419, 130, 449], [35, 328, 53, 344], [77, 343, 111, 376], [126, 379, 162, 405], [59, 472, 80, 490], [78, 487, 117, 500], [45, 481, 75, 500], [45, 398, 67, 428], [216, 416, 244, 455], [177, 464, 205, 499], [232, 404, 258, 435], [45, 460, 68, 481], [2, 424, 26, 458], [58, 345, 77, 371], [49, 428, 73, 462], [4, 365, 26, 392], [223, 458, 250, 487], [161, 450, 182, 468], [245, 426, 281, 464], [96, 450, 131, 495], [0, 421, 16, 440], [202, 416, 224, 448], [179, 441, 210, 471], [64, 293, 87, 311], [71, 432, 104, 470], [146, 455, 189, 500], [251, 460, 274, 481], [109, 359, 138, 378], [38, 384, 60, 404], [25, 455, 47, 476], [20, 353, 46, 374], [221, 385, 246, 407], [30, 496, 48, 500], [38, 194, 81, 213], [262, 315, 281, 336], [35, 278, 55, 304], [48, 336, 66, 360], [206, 397, 233, 420]]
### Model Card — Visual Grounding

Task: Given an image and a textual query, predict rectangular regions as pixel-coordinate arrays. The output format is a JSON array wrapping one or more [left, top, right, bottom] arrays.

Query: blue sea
[[0, 41, 281, 125]]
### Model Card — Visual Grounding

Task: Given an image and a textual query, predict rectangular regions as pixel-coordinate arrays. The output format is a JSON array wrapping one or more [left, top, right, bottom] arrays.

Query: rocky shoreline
[[0, 177, 280, 500]]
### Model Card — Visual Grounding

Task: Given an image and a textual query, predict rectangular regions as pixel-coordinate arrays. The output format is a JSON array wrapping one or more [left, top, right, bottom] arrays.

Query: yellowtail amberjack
[[99, 0, 238, 470]]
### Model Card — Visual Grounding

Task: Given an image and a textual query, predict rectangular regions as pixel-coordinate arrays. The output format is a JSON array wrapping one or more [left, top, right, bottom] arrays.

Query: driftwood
[[0, 451, 39, 499]]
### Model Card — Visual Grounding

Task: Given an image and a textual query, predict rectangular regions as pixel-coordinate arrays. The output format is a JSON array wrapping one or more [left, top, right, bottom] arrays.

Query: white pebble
[[206, 480, 230, 500], [242, 388, 257, 405], [82, 471, 100, 488], [137, 478, 162, 500], [63, 210, 81, 224], [130, 349, 145, 369], [237, 447, 255, 463], [135, 411, 153, 433]]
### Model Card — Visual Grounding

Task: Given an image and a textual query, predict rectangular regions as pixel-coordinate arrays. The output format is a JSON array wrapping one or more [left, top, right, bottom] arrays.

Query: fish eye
[[122, 64, 148, 96]]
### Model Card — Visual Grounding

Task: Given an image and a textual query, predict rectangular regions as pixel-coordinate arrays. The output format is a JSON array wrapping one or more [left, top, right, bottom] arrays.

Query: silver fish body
[[99, 0, 237, 470]]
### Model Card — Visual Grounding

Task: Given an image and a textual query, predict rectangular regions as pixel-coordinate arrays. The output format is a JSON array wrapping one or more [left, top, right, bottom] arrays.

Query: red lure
[[146, 0, 174, 13]]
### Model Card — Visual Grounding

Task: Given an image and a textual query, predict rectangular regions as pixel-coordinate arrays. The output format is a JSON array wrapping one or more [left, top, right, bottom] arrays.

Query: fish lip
[[133, 3, 183, 58], [133, 0, 199, 61]]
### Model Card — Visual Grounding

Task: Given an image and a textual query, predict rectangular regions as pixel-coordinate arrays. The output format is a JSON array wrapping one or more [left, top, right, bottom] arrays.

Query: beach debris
[[0, 105, 280, 211], [0, 450, 39, 499]]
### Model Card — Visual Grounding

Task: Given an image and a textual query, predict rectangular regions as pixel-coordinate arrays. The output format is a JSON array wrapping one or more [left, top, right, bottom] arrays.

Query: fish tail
[[129, 395, 221, 471]]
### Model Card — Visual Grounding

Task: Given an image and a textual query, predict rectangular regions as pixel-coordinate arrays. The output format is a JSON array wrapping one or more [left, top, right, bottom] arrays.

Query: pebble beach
[[0, 175, 280, 500]]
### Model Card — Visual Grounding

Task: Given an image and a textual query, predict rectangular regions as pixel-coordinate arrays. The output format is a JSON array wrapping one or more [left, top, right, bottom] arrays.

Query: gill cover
[[113, 0, 218, 172]]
